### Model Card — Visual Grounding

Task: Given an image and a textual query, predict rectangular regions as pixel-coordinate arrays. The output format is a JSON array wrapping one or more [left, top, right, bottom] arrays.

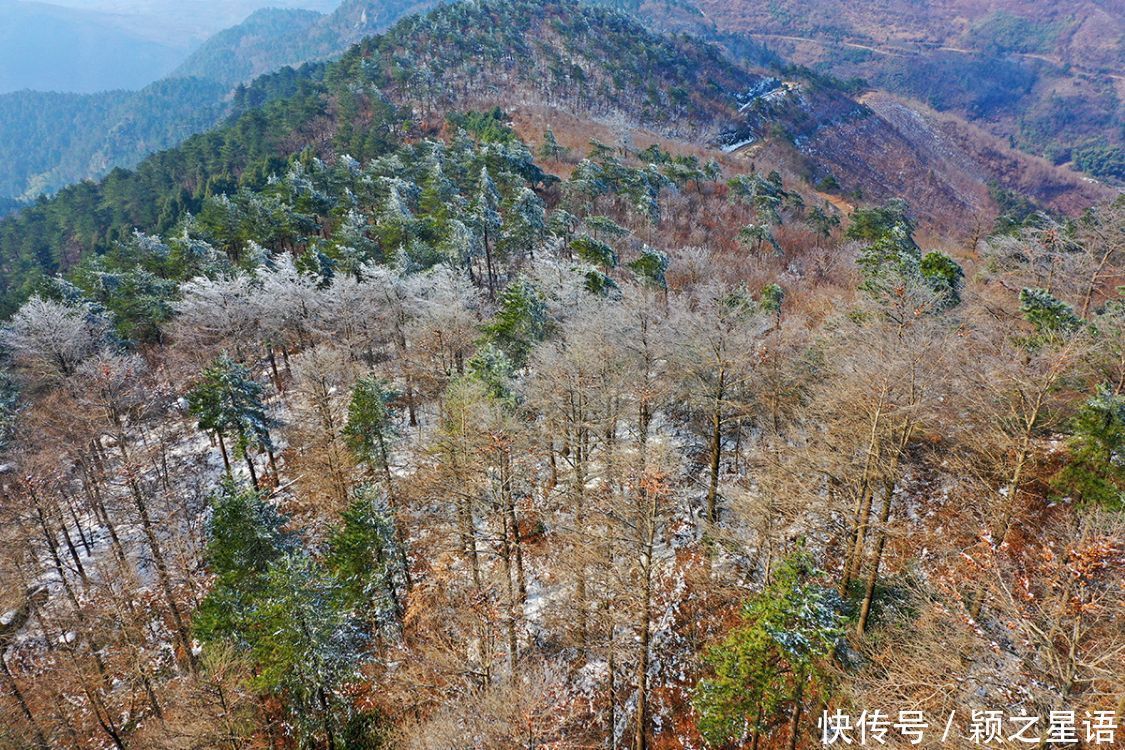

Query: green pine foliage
[[194, 480, 297, 643], [693, 551, 846, 747], [249, 553, 370, 746], [571, 235, 620, 270], [1052, 388, 1125, 510], [196, 480, 384, 748], [920, 251, 965, 309], [343, 377, 400, 476], [851, 200, 964, 317], [1019, 287, 1083, 341], [1071, 143, 1125, 182], [188, 354, 275, 462], [481, 279, 551, 368], [627, 246, 669, 290], [328, 491, 405, 624], [759, 282, 785, 320], [466, 343, 518, 403], [538, 128, 569, 162], [845, 199, 915, 243]]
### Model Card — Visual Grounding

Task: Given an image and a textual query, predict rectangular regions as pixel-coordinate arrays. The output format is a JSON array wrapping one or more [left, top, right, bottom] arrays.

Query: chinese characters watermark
[[819, 709, 1117, 745]]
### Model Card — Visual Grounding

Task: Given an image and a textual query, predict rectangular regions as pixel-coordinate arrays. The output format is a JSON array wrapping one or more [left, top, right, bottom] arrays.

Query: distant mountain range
[[0, 79, 228, 201], [0, 0, 191, 93], [1, 0, 1120, 209], [0, 0, 439, 202], [635, 0, 1125, 181], [173, 0, 441, 87]]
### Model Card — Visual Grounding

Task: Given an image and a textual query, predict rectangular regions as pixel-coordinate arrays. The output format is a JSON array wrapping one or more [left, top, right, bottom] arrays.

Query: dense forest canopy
[[0, 1, 441, 210], [0, 0, 755, 317], [0, 79, 229, 201]]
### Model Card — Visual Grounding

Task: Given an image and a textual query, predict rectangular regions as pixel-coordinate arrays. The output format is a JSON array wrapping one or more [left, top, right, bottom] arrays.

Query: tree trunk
[[751, 700, 763, 750], [267, 346, 283, 391], [1079, 247, 1113, 318], [972, 396, 1044, 619], [245, 452, 260, 491], [460, 495, 482, 592], [216, 430, 232, 475], [483, 227, 497, 299], [0, 652, 49, 750], [122, 458, 195, 673], [378, 432, 412, 591], [499, 519, 519, 671], [788, 679, 804, 750], [857, 480, 894, 636], [632, 488, 657, 750], [267, 447, 280, 485], [607, 625, 617, 750], [706, 368, 725, 524], [840, 396, 886, 594], [502, 447, 528, 605], [63, 493, 92, 556]]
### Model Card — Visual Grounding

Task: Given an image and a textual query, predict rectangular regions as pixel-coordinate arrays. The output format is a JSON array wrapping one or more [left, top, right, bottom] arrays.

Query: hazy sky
[[0, 0, 342, 93], [42, 1, 342, 40]]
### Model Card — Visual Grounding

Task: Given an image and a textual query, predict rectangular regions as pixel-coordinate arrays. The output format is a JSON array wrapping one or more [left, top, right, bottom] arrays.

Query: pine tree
[[500, 186, 546, 262], [343, 377, 399, 486], [195, 481, 370, 750], [482, 279, 550, 367], [737, 223, 781, 255], [538, 127, 568, 161], [472, 167, 503, 298], [327, 491, 405, 626], [566, 159, 608, 210], [760, 283, 785, 327], [807, 205, 840, 244], [343, 377, 412, 588], [570, 234, 618, 270], [330, 208, 379, 278], [1019, 287, 1083, 341], [693, 551, 846, 749], [728, 173, 786, 225], [1051, 387, 1125, 509], [466, 342, 516, 403], [188, 354, 276, 489], [376, 176, 418, 255], [194, 480, 295, 644], [627, 246, 669, 291], [247, 553, 367, 750], [920, 251, 965, 309], [846, 199, 915, 243]]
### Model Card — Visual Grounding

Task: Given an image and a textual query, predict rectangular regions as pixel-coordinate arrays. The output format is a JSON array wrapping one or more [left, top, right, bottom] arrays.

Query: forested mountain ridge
[[0, 0, 763, 315], [633, 0, 1125, 183], [0, 1, 1121, 748], [0, 0, 1110, 317], [172, 0, 442, 88], [0, 79, 229, 201], [167, 7, 325, 89], [0, 0, 439, 205], [8, 0, 1116, 213]]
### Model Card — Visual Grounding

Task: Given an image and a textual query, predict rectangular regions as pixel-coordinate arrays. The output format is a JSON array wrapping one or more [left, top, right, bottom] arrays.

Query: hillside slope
[[655, 0, 1124, 180], [173, 0, 442, 87], [0, 0, 444, 204], [0, 78, 228, 200], [0, 4, 1120, 748], [0, 0, 1111, 314], [168, 8, 324, 89], [0, 0, 753, 311], [720, 77, 1112, 228]]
